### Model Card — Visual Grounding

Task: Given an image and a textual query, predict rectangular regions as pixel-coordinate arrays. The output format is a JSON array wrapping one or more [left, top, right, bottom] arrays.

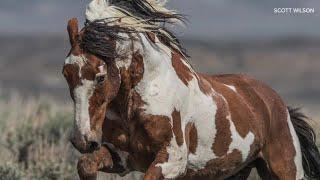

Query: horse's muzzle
[[70, 133, 102, 153]]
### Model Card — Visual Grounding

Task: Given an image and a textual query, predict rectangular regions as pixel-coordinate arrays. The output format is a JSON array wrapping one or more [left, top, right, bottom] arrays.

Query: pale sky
[[0, 0, 319, 40]]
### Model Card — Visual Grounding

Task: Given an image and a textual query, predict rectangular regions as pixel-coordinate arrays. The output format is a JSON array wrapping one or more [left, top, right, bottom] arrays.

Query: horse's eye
[[96, 75, 105, 85]]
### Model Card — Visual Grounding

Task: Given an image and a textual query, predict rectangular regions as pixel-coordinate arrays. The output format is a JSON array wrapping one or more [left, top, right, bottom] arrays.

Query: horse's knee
[[144, 166, 163, 180], [154, 145, 188, 179], [77, 155, 99, 180]]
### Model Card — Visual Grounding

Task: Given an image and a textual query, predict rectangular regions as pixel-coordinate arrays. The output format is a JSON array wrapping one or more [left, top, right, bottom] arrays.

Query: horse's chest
[[126, 119, 159, 171]]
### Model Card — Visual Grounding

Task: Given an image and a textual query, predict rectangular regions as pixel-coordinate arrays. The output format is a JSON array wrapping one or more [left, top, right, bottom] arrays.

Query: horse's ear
[[67, 18, 79, 47]]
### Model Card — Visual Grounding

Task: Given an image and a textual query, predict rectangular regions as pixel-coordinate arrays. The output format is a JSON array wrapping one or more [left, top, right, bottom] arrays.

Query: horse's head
[[63, 18, 121, 153]]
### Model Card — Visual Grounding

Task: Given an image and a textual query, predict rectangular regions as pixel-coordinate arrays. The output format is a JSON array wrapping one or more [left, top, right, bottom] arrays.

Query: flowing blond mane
[[85, 0, 188, 57]]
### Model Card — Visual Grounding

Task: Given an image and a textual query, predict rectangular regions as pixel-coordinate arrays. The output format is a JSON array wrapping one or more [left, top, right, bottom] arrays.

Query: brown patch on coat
[[139, 113, 173, 146], [185, 122, 198, 154], [186, 149, 243, 179], [80, 54, 103, 81], [146, 32, 156, 43], [102, 115, 130, 151], [172, 109, 184, 146], [62, 64, 81, 97], [211, 94, 232, 157], [105, 62, 121, 102], [130, 52, 144, 87], [171, 52, 193, 86], [197, 76, 213, 96]]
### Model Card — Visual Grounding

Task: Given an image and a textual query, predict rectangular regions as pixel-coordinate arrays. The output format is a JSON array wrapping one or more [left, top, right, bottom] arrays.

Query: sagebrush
[[0, 93, 142, 180]]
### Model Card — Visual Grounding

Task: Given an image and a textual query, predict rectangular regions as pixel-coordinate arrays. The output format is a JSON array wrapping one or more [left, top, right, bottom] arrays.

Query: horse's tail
[[288, 106, 320, 179]]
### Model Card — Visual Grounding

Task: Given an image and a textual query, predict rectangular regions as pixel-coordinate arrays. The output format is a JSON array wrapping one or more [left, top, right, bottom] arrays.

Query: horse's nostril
[[89, 141, 101, 151]]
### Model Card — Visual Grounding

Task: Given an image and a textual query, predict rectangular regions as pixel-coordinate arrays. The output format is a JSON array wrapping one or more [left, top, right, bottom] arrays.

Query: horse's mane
[[82, 0, 189, 61]]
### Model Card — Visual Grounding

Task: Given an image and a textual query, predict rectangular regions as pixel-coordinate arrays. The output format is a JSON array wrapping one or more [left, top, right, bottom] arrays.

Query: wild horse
[[62, 0, 320, 179]]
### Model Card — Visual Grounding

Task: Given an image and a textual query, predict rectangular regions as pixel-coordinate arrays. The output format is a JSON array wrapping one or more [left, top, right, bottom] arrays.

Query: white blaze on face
[[65, 55, 95, 136], [74, 80, 95, 136]]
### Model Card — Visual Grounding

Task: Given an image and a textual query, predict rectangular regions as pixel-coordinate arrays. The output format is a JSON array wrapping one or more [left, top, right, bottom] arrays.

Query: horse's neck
[[132, 34, 205, 116], [117, 33, 179, 88], [115, 33, 206, 119]]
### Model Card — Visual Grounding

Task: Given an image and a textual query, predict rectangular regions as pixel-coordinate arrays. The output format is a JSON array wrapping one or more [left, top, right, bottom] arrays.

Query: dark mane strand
[[111, 0, 187, 24], [82, 18, 189, 61], [82, 0, 189, 61], [157, 27, 189, 58], [81, 20, 133, 61], [110, 0, 189, 57]]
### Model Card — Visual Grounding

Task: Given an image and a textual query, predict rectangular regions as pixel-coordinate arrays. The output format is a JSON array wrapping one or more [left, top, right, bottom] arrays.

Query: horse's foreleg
[[77, 146, 113, 180], [144, 145, 168, 180], [144, 142, 188, 180]]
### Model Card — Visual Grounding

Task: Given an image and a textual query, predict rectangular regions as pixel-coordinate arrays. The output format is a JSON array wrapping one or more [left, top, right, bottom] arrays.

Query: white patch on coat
[[135, 34, 218, 177], [156, 130, 189, 178], [227, 115, 255, 161], [74, 79, 95, 136], [287, 110, 304, 179], [185, 78, 218, 171], [224, 84, 237, 93]]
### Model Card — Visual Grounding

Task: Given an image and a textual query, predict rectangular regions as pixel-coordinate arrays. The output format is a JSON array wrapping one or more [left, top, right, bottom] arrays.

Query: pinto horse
[[63, 0, 320, 179]]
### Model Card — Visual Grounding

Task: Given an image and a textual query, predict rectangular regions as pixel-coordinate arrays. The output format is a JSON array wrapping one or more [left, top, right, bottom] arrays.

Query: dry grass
[[0, 92, 77, 179], [0, 92, 143, 180], [0, 92, 318, 180]]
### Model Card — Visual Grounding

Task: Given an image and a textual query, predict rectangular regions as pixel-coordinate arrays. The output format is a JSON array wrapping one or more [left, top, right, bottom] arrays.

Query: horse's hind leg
[[259, 110, 304, 180]]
